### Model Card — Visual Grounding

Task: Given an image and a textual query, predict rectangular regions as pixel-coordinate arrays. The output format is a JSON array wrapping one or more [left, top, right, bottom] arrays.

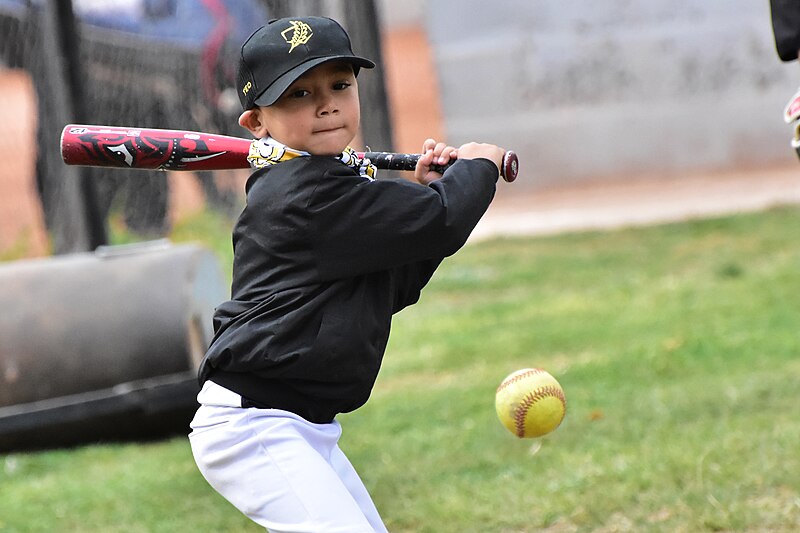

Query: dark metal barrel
[[0, 240, 226, 409]]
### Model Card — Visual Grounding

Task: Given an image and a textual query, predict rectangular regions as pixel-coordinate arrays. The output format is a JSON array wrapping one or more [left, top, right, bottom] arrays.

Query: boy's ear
[[239, 109, 269, 138]]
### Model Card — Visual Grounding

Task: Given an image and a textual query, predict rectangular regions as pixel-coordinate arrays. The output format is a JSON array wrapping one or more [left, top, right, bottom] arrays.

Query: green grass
[[2, 206, 800, 532]]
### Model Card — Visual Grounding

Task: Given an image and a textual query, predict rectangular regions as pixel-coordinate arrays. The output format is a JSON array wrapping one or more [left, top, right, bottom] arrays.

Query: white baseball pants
[[189, 381, 388, 533]]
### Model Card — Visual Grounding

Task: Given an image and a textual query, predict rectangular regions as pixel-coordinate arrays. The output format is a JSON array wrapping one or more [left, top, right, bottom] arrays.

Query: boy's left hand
[[414, 138, 457, 185]]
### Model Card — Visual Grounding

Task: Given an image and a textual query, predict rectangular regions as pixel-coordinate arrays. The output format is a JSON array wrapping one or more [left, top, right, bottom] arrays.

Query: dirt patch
[[382, 26, 445, 153], [0, 70, 48, 257]]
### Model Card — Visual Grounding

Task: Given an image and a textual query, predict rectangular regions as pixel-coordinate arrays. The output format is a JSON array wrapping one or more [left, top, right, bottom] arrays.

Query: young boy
[[189, 16, 506, 532]]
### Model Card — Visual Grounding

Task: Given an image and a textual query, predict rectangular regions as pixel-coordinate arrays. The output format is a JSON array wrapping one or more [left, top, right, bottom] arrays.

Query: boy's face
[[259, 61, 360, 155]]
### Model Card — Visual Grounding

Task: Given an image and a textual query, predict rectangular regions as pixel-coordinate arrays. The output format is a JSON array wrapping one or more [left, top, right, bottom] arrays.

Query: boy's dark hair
[[237, 16, 375, 110]]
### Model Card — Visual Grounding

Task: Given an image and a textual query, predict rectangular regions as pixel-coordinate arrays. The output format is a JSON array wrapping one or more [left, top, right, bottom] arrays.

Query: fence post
[[40, 0, 107, 253], [335, 0, 394, 152]]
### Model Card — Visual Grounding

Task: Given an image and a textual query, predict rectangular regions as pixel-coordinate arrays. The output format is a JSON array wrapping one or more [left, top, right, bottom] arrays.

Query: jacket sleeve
[[391, 258, 443, 313], [771, 0, 800, 62], [309, 157, 497, 280]]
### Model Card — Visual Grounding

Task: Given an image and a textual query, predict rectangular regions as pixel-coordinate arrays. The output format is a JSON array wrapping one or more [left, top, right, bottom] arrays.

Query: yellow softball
[[495, 368, 566, 438]]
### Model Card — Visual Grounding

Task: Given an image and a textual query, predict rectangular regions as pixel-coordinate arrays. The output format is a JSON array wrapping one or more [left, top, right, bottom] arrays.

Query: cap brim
[[253, 55, 375, 107]]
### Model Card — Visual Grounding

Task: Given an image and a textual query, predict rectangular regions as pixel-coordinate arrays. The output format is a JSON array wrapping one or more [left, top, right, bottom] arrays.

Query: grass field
[[2, 206, 799, 532]]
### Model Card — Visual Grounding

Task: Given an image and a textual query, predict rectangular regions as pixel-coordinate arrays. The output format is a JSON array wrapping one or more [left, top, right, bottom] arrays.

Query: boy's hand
[[456, 142, 505, 172], [414, 138, 457, 185]]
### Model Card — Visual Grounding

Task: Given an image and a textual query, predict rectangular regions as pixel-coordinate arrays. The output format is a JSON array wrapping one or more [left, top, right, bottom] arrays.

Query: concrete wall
[[379, 0, 798, 188]]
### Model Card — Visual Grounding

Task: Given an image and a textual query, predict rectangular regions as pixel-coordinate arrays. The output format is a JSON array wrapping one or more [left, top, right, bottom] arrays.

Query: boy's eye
[[333, 81, 352, 91], [288, 89, 310, 99]]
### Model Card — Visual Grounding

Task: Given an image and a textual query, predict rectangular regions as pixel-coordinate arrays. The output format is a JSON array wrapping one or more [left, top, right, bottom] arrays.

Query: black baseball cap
[[237, 16, 375, 109]]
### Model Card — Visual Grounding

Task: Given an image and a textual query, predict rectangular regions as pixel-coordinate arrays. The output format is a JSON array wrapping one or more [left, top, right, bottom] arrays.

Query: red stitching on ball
[[514, 385, 566, 438], [496, 368, 546, 393]]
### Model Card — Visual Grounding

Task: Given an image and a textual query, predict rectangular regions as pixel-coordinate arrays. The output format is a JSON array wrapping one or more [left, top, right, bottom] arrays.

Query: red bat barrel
[[61, 125, 253, 171]]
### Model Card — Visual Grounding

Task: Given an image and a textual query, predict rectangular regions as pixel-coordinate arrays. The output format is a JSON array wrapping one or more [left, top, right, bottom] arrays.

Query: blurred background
[[0, 0, 796, 257], [0, 0, 797, 450]]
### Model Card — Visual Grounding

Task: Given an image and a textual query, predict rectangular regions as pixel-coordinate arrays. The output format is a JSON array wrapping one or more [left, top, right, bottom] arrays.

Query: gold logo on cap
[[281, 20, 312, 53]]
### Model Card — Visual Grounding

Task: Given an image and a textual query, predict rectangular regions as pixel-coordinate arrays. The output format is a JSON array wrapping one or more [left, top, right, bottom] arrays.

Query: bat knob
[[501, 151, 519, 183]]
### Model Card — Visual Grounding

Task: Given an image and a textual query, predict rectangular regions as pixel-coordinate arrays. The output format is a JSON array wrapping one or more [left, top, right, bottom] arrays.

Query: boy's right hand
[[415, 138, 458, 185], [414, 140, 506, 184], [456, 142, 505, 173]]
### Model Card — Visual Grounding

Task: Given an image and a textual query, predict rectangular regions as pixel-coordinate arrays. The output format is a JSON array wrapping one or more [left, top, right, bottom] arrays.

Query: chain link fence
[[0, 0, 390, 256]]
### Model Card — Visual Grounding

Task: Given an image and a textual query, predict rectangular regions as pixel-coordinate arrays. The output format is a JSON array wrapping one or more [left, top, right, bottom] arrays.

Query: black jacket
[[198, 155, 498, 423], [771, 0, 800, 62]]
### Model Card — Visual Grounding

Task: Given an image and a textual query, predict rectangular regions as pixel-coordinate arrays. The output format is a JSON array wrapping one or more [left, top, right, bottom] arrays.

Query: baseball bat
[[60, 124, 518, 182]]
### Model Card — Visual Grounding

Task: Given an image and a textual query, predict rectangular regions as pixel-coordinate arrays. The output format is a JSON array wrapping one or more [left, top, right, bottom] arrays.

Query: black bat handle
[[363, 151, 518, 183], [362, 152, 430, 172]]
